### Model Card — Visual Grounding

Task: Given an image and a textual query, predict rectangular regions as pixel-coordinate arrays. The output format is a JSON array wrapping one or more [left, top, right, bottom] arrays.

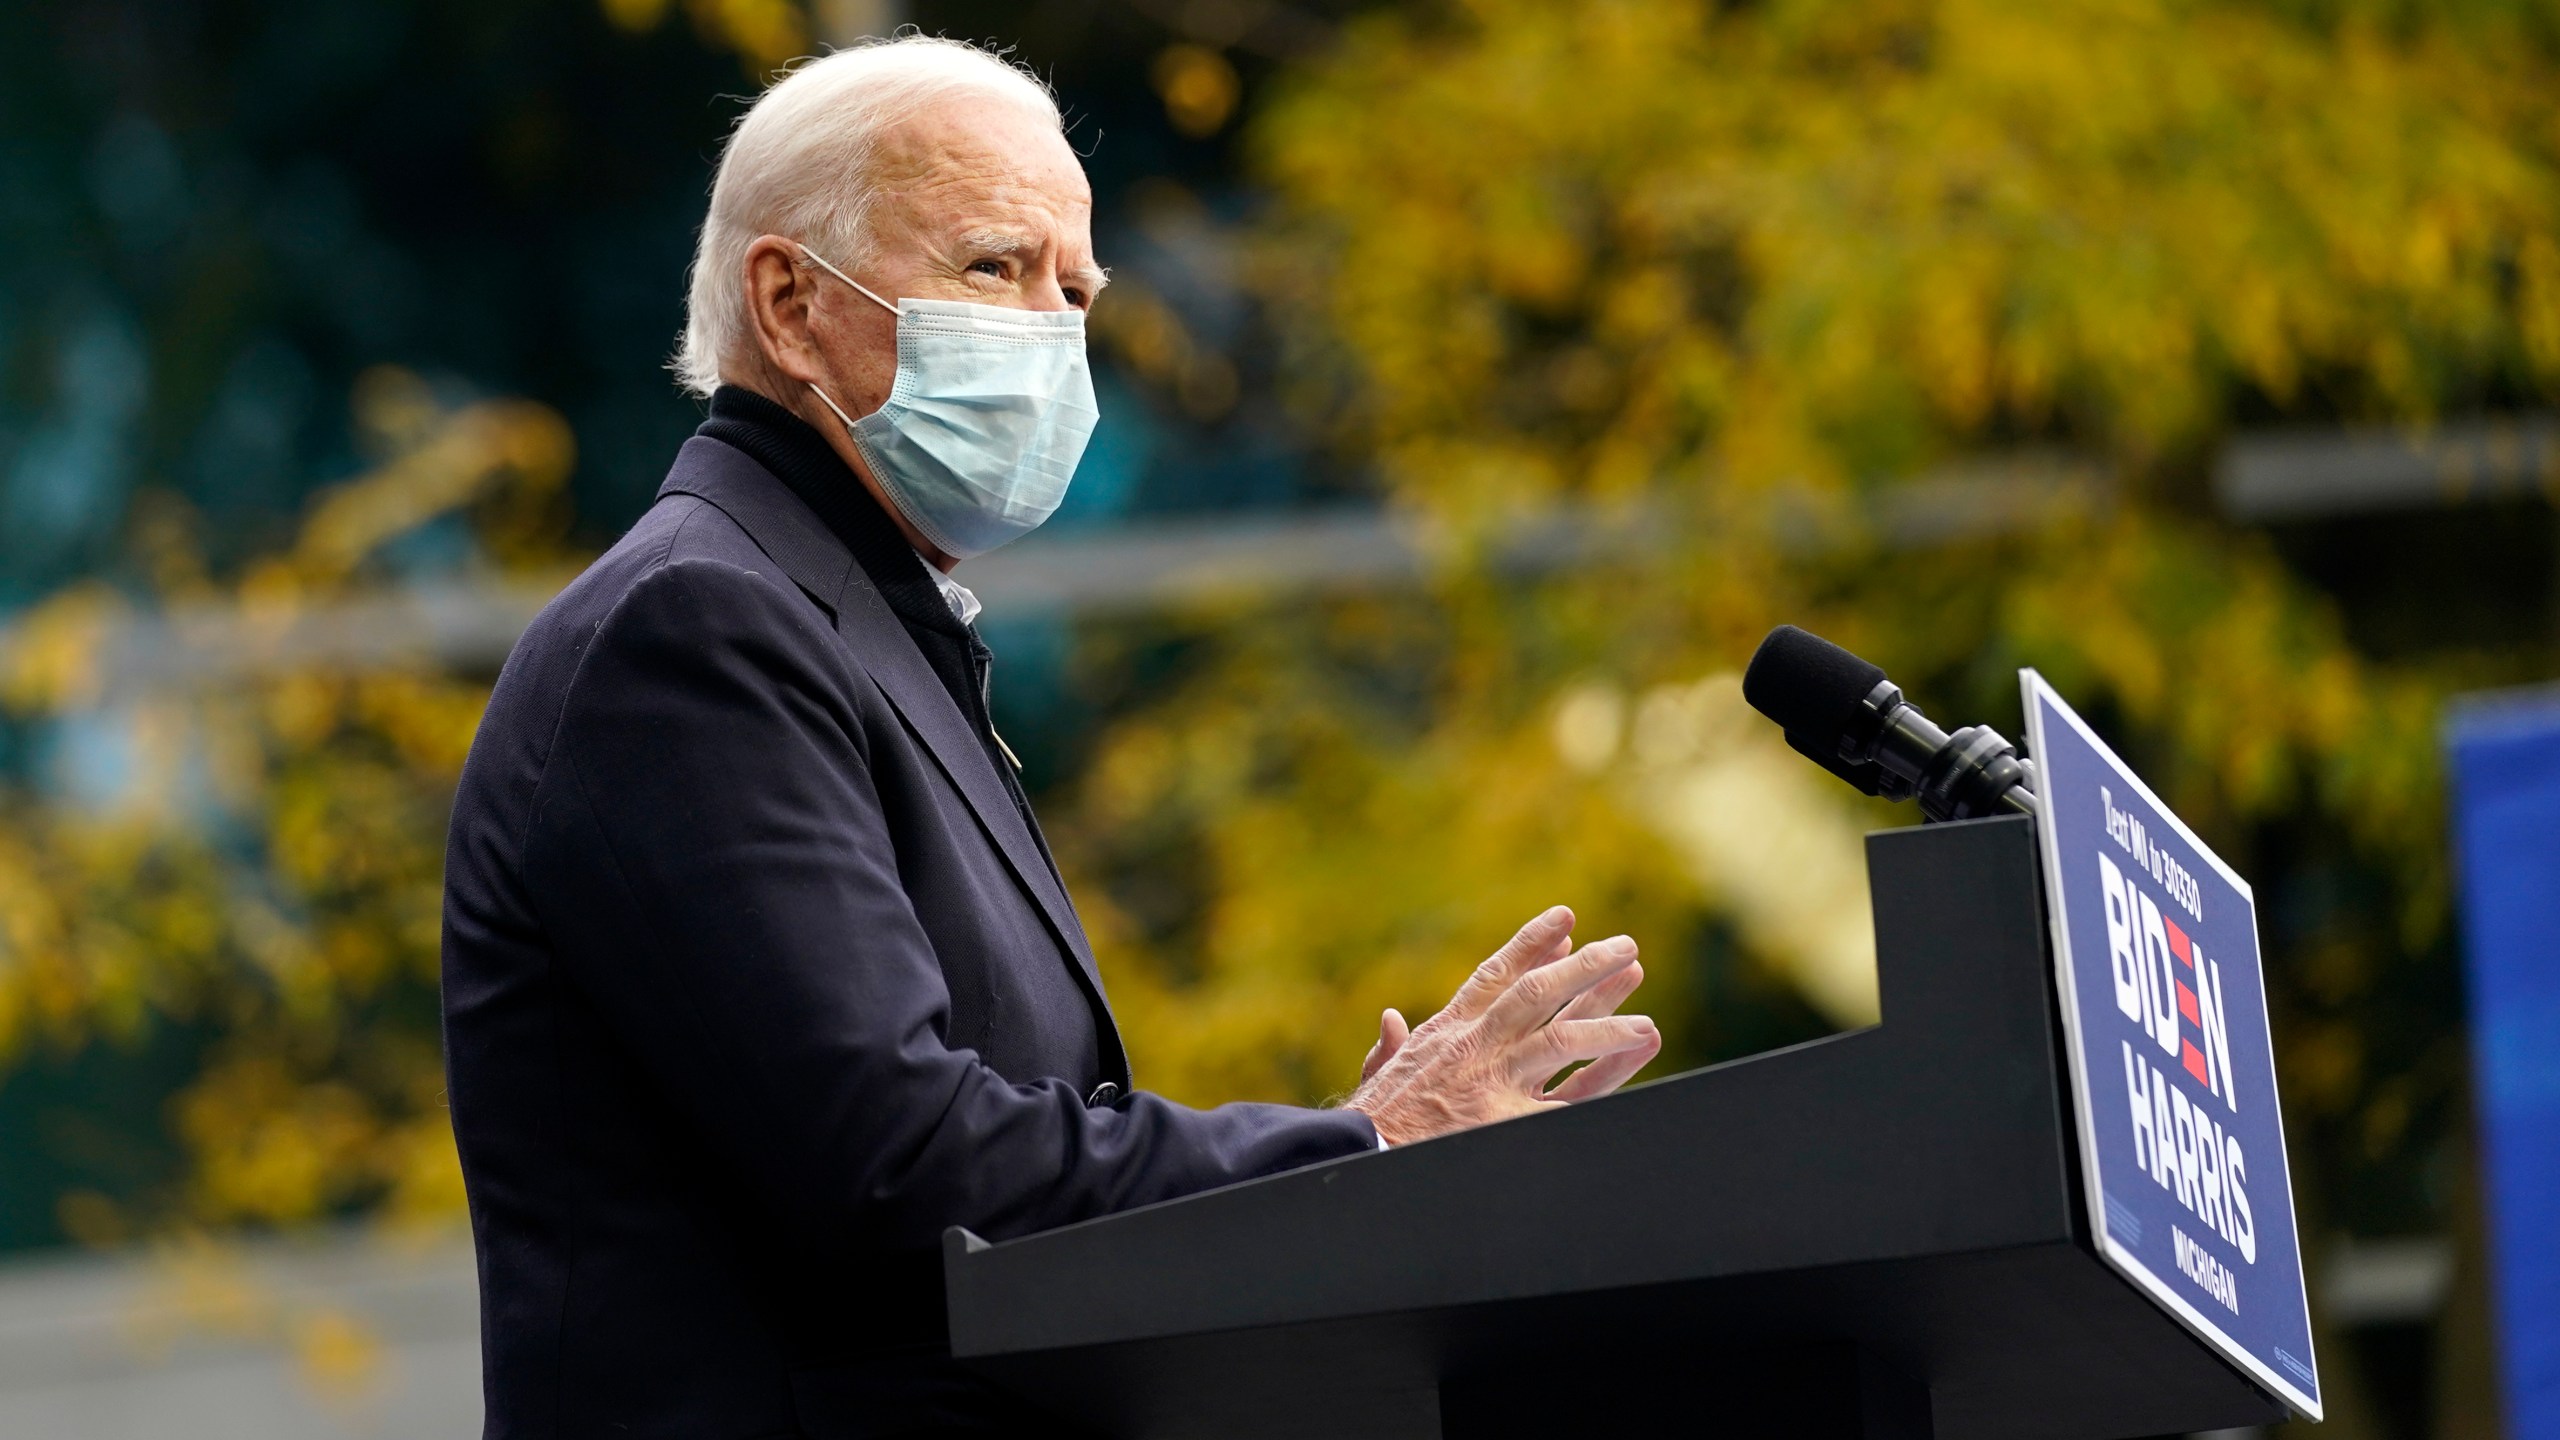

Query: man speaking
[[441, 36, 1659, 1439]]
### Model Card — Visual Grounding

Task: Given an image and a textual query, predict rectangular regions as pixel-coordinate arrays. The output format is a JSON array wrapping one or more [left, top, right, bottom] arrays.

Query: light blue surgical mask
[[799, 245, 1099, 559]]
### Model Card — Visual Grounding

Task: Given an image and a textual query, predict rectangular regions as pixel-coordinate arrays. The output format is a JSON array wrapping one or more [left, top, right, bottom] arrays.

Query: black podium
[[941, 816, 2291, 1438]]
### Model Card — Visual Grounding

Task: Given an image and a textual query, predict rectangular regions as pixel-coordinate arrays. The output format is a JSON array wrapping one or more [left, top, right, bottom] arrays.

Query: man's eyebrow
[[954, 228, 1110, 295], [955, 228, 1037, 258]]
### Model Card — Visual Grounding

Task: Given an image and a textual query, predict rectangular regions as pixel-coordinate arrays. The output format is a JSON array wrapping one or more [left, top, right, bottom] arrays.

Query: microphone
[[1742, 625, 2039, 823]]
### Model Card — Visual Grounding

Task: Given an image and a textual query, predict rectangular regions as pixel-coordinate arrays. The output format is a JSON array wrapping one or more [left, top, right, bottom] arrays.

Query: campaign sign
[[2021, 671, 2322, 1417]]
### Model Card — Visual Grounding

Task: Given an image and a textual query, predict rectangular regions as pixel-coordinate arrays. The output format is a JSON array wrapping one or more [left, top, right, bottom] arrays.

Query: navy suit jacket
[[440, 432, 1377, 1438]]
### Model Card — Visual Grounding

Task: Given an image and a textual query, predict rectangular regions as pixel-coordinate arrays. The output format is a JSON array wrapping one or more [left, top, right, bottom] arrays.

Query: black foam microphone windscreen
[[1742, 625, 1885, 746]]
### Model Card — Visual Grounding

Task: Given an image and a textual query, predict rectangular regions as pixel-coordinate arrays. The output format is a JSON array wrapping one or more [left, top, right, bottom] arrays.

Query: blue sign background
[[2022, 672, 2321, 1417], [2448, 694, 2560, 1440]]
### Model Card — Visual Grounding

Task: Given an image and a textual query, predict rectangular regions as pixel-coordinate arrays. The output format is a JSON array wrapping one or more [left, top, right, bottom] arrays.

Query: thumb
[[1361, 1007, 1410, 1082]]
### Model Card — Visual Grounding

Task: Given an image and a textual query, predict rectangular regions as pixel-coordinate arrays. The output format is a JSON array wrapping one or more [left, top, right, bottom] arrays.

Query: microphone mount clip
[[1838, 679, 2038, 822]]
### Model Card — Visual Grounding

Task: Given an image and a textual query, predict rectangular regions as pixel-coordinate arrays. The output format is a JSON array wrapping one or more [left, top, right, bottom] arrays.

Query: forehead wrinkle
[[866, 104, 1097, 284], [902, 173, 1085, 247], [874, 105, 1089, 210]]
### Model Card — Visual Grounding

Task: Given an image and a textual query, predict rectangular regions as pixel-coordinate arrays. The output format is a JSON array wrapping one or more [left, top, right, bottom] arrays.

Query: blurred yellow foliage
[[119, 1233, 392, 1405], [0, 372, 574, 1245], [0, 583, 124, 712], [292, 1306, 387, 1404], [1253, 0, 2560, 495], [1064, 0, 2552, 1145], [1067, 604, 1706, 1103], [1154, 44, 1243, 138], [598, 0, 809, 74], [0, 24, 2539, 1439]]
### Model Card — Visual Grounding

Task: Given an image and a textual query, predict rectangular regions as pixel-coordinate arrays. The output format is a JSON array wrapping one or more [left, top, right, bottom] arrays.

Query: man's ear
[[743, 235, 826, 387]]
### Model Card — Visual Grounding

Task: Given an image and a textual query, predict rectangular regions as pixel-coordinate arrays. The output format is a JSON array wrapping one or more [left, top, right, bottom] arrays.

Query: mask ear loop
[[799, 244, 903, 317], [807, 380, 862, 433], [797, 242, 904, 429]]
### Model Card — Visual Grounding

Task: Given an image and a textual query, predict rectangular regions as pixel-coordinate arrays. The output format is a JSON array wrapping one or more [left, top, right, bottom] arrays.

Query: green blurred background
[[1, 0, 2555, 1433]]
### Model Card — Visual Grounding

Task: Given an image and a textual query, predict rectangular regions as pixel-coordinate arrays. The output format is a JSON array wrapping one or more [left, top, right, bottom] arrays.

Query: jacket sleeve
[[523, 556, 1376, 1256]]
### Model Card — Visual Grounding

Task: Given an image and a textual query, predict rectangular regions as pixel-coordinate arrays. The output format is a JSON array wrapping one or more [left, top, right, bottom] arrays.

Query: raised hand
[[1345, 907, 1660, 1147]]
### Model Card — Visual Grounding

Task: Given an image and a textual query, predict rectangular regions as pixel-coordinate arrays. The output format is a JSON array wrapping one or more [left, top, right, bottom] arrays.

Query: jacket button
[[1085, 1081, 1123, 1108]]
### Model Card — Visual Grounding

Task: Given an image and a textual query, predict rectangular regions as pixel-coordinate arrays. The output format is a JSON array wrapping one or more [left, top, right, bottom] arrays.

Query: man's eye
[[968, 259, 1007, 279], [1064, 288, 1089, 308]]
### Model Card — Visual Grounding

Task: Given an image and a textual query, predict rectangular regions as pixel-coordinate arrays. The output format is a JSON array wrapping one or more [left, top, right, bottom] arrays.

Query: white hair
[[673, 36, 1063, 398]]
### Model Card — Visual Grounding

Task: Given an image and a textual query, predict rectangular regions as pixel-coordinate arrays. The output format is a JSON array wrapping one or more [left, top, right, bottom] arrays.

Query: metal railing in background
[[2217, 413, 2560, 522], [19, 414, 2547, 703]]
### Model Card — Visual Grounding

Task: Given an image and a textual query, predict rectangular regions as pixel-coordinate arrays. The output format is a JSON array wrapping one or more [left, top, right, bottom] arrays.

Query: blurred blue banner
[[2448, 692, 2560, 1440]]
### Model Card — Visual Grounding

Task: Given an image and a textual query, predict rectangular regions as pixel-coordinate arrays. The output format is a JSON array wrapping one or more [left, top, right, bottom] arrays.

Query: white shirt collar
[[925, 561, 982, 628]]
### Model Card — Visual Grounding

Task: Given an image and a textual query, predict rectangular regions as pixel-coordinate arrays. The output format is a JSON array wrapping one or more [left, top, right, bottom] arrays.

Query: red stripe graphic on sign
[[2176, 980, 2201, 1026], [2182, 1039, 2211, 1085], [2165, 916, 2193, 967]]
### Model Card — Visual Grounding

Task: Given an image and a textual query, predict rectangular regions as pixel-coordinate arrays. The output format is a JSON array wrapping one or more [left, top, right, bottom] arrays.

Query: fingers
[[1445, 906, 1575, 1019], [1542, 1023, 1663, 1102], [1484, 934, 1638, 1036], [1494, 906, 1576, 969], [1360, 1007, 1409, 1083], [1552, 959, 1643, 1026], [1523, 1013, 1656, 1075]]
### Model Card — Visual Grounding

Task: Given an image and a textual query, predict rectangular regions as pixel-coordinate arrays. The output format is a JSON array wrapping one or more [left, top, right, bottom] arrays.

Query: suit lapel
[[827, 568, 1114, 999], [658, 441, 1125, 1076]]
